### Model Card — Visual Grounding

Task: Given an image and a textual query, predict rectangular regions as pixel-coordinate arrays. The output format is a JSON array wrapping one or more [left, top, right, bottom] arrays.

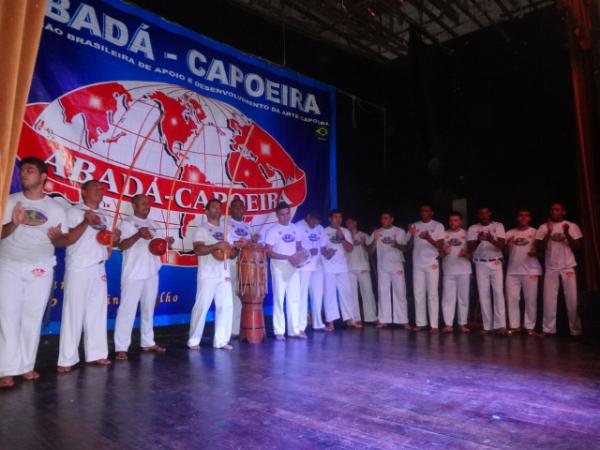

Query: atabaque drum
[[237, 243, 268, 343]]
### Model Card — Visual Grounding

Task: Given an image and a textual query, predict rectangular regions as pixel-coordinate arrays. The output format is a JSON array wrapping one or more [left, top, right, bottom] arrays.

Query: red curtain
[[562, 0, 600, 291]]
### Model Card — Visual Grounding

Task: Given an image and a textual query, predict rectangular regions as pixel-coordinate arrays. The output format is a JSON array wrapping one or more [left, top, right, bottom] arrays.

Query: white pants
[[299, 269, 325, 330], [474, 261, 506, 330], [442, 274, 470, 326], [543, 268, 582, 335], [271, 266, 301, 336], [58, 264, 108, 366], [377, 268, 408, 324], [324, 272, 360, 322], [0, 261, 53, 377], [188, 277, 233, 348], [349, 270, 377, 322], [231, 260, 242, 336], [506, 274, 539, 330], [114, 275, 159, 352], [413, 266, 440, 327]]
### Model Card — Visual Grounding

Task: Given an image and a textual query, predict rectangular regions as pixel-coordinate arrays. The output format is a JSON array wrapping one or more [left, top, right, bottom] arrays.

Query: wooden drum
[[237, 243, 268, 343]]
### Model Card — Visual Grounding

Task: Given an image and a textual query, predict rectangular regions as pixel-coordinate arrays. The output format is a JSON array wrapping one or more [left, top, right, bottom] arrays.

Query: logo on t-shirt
[[23, 208, 48, 226], [447, 238, 463, 247], [308, 233, 320, 242], [329, 234, 343, 244], [513, 237, 530, 246], [211, 230, 224, 241], [90, 213, 107, 231], [381, 236, 395, 245], [550, 233, 566, 242], [282, 233, 295, 243], [234, 227, 249, 237]]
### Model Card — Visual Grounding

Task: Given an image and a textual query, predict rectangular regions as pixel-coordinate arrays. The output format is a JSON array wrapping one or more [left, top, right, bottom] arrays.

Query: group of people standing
[[0, 157, 584, 389]]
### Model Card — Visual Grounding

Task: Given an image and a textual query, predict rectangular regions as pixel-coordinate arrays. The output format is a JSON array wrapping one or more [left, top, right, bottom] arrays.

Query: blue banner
[[15, 0, 336, 334]]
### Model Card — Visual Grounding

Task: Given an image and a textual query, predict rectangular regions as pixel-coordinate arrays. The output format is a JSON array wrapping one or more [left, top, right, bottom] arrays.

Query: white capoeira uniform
[[114, 216, 162, 352], [58, 204, 111, 367], [441, 228, 471, 327], [0, 193, 67, 378], [467, 221, 507, 331], [188, 222, 234, 348], [371, 226, 408, 325], [295, 219, 326, 330], [228, 217, 253, 337], [411, 220, 445, 328], [347, 231, 377, 322], [505, 227, 542, 330], [265, 223, 302, 336], [322, 226, 360, 323], [536, 221, 583, 335]]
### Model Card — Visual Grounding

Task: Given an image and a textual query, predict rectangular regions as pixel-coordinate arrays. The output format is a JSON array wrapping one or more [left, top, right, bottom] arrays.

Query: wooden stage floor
[[1, 325, 599, 449]]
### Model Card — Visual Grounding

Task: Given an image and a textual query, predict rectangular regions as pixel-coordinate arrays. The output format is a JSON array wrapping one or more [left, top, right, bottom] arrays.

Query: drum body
[[237, 243, 268, 343]]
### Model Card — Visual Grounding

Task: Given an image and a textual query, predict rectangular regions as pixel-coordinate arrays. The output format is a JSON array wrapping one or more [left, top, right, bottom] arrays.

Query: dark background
[[131, 0, 578, 232]]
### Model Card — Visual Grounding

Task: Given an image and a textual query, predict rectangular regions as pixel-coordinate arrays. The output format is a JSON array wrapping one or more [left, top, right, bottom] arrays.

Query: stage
[[1, 326, 599, 449]]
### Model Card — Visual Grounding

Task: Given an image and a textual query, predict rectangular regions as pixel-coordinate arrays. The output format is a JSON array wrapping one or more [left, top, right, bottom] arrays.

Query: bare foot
[[298, 331, 308, 339], [459, 325, 471, 333], [480, 329, 490, 335], [346, 320, 362, 329], [430, 327, 440, 334], [0, 376, 15, 388], [217, 344, 233, 350], [403, 324, 412, 331], [188, 345, 201, 350], [142, 344, 166, 353], [442, 326, 453, 333], [22, 371, 40, 381], [375, 322, 387, 329], [510, 328, 521, 334], [525, 329, 536, 336], [115, 352, 128, 361], [497, 327, 509, 336], [274, 334, 286, 341], [88, 358, 112, 366], [412, 326, 422, 332], [57, 366, 72, 374], [325, 323, 335, 332]]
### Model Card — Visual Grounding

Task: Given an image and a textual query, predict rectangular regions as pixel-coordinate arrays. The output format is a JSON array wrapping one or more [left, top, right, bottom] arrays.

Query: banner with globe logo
[[14, 0, 336, 333]]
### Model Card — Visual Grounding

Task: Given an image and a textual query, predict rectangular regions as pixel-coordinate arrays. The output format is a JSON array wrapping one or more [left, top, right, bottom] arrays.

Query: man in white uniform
[[368, 211, 410, 330], [407, 205, 445, 333], [265, 202, 305, 340], [57, 180, 121, 373], [505, 209, 542, 335], [536, 203, 583, 336], [322, 209, 362, 330], [188, 199, 240, 350], [345, 217, 377, 323], [295, 210, 327, 331], [467, 207, 508, 335], [441, 212, 471, 333], [114, 194, 173, 360], [228, 198, 259, 339], [0, 157, 69, 388]]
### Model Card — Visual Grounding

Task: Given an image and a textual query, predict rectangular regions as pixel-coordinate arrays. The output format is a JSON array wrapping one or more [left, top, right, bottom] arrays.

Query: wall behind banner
[[12, 0, 336, 334]]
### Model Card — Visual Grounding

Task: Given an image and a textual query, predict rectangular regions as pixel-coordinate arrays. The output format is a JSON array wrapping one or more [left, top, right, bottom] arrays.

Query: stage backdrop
[[13, 0, 336, 334]]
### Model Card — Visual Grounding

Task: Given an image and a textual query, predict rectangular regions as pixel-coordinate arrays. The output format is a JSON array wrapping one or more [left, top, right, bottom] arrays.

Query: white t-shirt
[[120, 215, 162, 281], [322, 226, 352, 274], [442, 229, 472, 275], [467, 221, 506, 260], [347, 231, 372, 272], [506, 227, 542, 275], [372, 226, 407, 272], [228, 217, 253, 242], [265, 223, 300, 271], [193, 222, 234, 280], [536, 221, 582, 270], [411, 220, 445, 268], [65, 203, 110, 271], [0, 192, 68, 268], [295, 219, 326, 272]]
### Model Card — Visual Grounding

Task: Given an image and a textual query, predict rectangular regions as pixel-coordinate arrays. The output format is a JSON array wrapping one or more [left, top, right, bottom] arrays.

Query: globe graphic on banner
[[18, 81, 307, 266]]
